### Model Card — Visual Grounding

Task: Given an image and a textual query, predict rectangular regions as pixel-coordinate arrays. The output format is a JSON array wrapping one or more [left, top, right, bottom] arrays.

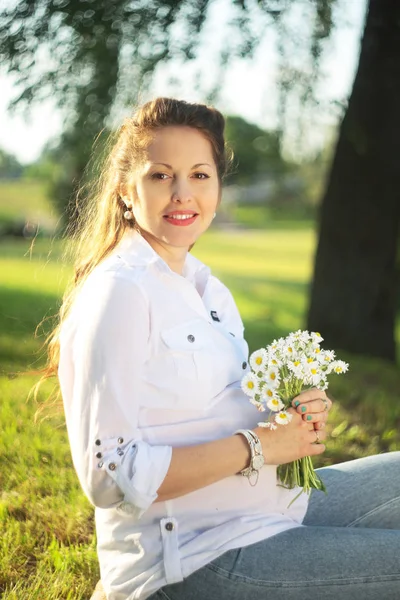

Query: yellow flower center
[[293, 361, 300, 367], [280, 413, 287, 419], [270, 373, 276, 380], [272, 400, 279, 406], [256, 357, 262, 365], [271, 359, 277, 365], [287, 347, 293, 353], [311, 368, 317, 375], [316, 332, 321, 337], [307, 358, 314, 363], [267, 389, 273, 397], [335, 367, 342, 373], [247, 381, 254, 389], [315, 348, 320, 354]]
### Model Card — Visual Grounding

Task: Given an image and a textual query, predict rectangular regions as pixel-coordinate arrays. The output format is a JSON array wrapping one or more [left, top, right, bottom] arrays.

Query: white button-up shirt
[[58, 230, 308, 600]]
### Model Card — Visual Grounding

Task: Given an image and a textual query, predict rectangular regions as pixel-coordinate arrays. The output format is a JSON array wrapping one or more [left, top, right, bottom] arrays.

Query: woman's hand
[[254, 408, 327, 466], [292, 388, 332, 432]]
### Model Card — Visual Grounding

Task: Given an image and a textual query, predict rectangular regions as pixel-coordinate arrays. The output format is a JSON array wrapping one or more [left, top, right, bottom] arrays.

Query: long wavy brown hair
[[35, 97, 232, 405]]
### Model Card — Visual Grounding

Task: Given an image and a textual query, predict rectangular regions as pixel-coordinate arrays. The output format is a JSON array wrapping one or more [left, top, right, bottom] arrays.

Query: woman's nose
[[171, 178, 193, 203]]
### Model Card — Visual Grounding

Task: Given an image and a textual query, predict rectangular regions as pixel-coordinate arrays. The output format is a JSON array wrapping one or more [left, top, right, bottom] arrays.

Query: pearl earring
[[212, 212, 216, 220], [122, 198, 134, 221]]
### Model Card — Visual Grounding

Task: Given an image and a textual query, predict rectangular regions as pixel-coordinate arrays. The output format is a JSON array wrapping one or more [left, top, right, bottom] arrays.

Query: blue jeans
[[150, 452, 400, 599]]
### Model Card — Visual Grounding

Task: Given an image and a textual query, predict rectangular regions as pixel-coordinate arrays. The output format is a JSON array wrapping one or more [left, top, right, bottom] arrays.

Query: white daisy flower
[[264, 366, 280, 388], [287, 359, 304, 378], [311, 331, 324, 343], [303, 360, 322, 386], [304, 372, 323, 387], [268, 355, 282, 368], [261, 386, 279, 401], [267, 397, 284, 412], [283, 343, 297, 359], [241, 373, 260, 397], [249, 397, 266, 412], [268, 339, 280, 353], [249, 348, 268, 372], [275, 411, 293, 425], [328, 360, 349, 375], [310, 344, 325, 362], [322, 350, 335, 364], [258, 421, 278, 430]]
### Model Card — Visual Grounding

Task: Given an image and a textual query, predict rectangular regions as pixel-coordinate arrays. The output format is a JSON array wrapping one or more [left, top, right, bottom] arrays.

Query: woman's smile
[[163, 210, 199, 226]]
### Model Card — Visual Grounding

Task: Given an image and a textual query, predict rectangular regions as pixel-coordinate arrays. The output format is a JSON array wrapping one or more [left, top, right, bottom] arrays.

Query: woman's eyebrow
[[149, 162, 212, 169]]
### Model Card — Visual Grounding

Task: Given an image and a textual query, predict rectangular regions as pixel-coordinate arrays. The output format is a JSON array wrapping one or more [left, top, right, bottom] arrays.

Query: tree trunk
[[307, 0, 400, 362]]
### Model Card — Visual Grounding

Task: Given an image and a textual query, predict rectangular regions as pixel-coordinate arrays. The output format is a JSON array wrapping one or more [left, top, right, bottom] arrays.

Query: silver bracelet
[[234, 429, 265, 486]]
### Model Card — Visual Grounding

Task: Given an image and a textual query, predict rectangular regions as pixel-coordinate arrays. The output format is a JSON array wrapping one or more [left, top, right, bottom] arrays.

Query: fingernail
[[307, 415, 312, 421], [301, 405, 307, 413], [294, 401, 300, 407]]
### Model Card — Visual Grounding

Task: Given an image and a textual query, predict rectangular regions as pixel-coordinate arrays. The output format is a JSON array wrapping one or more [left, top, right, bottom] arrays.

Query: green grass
[[1, 230, 400, 599], [0, 179, 58, 230], [231, 203, 315, 230]]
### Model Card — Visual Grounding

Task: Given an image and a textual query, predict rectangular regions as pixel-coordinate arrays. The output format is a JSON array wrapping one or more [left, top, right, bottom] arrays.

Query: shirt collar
[[115, 229, 211, 285]]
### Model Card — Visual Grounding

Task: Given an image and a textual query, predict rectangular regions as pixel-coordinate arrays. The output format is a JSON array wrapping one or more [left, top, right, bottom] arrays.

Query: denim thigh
[[304, 451, 400, 528], [150, 452, 400, 600]]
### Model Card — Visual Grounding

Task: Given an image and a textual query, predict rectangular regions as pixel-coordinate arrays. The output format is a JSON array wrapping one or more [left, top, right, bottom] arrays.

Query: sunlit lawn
[[1, 229, 399, 599]]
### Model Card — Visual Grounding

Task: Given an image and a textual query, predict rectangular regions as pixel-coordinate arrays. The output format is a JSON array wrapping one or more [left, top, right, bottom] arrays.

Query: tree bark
[[307, 0, 400, 362]]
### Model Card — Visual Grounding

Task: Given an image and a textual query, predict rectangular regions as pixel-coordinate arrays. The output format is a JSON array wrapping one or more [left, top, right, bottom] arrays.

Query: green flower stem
[[272, 381, 327, 505], [277, 457, 327, 498]]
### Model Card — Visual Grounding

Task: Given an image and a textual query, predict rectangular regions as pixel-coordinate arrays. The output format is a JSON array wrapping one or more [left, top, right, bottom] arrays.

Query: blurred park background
[[1, 0, 400, 598]]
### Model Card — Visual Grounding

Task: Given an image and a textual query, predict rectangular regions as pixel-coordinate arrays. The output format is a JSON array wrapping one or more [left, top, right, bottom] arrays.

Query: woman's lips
[[163, 213, 198, 226]]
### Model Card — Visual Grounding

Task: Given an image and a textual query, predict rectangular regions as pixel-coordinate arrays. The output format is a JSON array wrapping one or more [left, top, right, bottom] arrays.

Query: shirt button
[[242, 361, 247, 369], [165, 521, 174, 531], [187, 334, 195, 343], [96, 452, 102, 459], [98, 461, 103, 468], [118, 437, 124, 444], [95, 439, 101, 446], [108, 463, 117, 471]]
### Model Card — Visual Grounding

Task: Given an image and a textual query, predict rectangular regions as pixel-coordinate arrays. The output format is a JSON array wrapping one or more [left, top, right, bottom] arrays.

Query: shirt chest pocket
[[160, 318, 244, 409], [161, 319, 213, 391]]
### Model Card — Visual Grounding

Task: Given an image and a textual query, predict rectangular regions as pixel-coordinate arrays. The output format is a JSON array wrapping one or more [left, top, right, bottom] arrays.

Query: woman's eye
[[150, 172, 169, 180], [193, 172, 209, 180]]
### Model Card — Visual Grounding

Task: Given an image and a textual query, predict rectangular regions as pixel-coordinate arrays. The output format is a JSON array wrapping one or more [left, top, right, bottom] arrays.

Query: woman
[[46, 98, 400, 599]]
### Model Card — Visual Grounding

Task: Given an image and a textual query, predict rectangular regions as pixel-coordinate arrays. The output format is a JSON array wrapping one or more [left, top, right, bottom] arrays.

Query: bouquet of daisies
[[241, 330, 349, 501]]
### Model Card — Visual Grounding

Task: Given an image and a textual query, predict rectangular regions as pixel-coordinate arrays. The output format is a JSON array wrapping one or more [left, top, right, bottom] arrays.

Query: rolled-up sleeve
[[58, 271, 172, 517]]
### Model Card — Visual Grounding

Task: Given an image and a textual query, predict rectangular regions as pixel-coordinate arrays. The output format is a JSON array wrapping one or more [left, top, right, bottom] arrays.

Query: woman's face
[[124, 126, 221, 255]]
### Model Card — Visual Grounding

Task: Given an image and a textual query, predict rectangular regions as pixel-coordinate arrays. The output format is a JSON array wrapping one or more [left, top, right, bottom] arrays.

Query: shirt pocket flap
[[161, 319, 209, 352]]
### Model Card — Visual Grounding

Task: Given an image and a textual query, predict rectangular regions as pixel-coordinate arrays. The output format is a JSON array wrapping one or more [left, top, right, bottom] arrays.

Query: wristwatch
[[234, 429, 265, 486]]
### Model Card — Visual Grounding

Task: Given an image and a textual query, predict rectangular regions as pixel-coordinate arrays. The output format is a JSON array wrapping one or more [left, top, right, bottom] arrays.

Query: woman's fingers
[[293, 388, 328, 405], [292, 393, 332, 416], [308, 427, 327, 455], [300, 410, 329, 424], [308, 427, 327, 443]]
